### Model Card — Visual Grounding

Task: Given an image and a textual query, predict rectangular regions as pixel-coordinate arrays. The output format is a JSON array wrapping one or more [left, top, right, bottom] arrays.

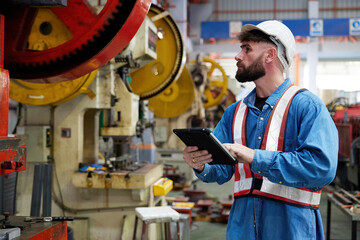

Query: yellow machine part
[[129, 5, 185, 100], [191, 58, 228, 109], [9, 8, 97, 106], [27, 8, 73, 50], [10, 71, 97, 106], [148, 66, 195, 118]]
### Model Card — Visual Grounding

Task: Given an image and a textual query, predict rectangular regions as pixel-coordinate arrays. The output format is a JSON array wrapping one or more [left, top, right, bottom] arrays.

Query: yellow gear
[[129, 5, 185, 100], [148, 67, 195, 118], [9, 8, 97, 106], [191, 58, 228, 109]]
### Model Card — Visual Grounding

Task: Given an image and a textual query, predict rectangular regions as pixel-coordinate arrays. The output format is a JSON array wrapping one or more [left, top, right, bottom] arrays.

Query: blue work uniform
[[195, 79, 338, 240]]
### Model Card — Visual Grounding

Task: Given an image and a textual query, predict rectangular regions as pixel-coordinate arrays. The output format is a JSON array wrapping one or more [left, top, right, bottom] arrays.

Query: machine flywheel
[[148, 66, 195, 118], [1, 0, 152, 82], [9, 71, 97, 106], [191, 58, 228, 109], [129, 4, 185, 100], [9, 8, 98, 106]]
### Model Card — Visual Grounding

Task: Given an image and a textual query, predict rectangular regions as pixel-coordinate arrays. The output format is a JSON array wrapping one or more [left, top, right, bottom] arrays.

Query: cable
[[11, 103, 22, 134]]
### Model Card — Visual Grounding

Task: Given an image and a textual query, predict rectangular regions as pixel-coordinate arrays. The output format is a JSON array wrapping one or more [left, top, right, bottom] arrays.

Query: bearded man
[[182, 20, 338, 240]]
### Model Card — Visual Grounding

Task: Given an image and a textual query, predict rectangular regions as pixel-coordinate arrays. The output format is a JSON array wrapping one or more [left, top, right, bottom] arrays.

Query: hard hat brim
[[241, 24, 271, 37]]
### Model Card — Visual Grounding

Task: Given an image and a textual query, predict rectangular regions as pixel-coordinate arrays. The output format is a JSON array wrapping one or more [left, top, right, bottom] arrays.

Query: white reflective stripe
[[232, 86, 321, 207], [238, 163, 246, 179], [233, 101, 247, 144], [234, 177, 253, 193], [260, 178, 321, 205], [266, 86, 301, 151], [234, 101, 253, 195], [234, 163, 252, 192]]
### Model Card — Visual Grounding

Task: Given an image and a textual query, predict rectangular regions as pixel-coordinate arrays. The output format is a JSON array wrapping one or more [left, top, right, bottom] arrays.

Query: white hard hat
[[241, 20, 296, 77]]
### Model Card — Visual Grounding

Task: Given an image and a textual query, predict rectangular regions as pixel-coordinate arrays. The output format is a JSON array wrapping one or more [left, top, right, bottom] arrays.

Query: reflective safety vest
[[232, 85, 321, 208]]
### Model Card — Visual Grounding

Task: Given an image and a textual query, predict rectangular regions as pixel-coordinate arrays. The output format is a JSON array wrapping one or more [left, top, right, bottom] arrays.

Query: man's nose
[[235, 51, 243, 61]]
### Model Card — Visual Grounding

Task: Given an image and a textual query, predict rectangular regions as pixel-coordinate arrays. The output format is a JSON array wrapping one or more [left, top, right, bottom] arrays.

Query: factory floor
[[169, 179, 360, 240]]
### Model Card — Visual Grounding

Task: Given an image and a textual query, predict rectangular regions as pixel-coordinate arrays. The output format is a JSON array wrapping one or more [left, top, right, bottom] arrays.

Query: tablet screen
[[173, 128, 237, 165]]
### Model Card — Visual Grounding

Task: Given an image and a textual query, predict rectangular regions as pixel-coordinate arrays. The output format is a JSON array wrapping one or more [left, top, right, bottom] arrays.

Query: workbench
[[1, 216, 67, 239], [326, 193, 360, 240], [71, 164, 163, 189]]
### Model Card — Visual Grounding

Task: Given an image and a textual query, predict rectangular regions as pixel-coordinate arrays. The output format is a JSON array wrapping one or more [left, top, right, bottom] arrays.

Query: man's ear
[[265, 48, 277, 63]]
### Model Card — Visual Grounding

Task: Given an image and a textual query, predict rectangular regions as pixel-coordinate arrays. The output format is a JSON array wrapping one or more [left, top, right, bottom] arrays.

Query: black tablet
[[173, 128, 237, 165]]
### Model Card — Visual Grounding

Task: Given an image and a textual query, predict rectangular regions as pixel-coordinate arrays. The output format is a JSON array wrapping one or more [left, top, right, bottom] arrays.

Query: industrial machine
[[0, 0, 191, 239], [0, 10, 70, 239], [151, 56, 231, 150], [147, 57, 229, 120], [150, 55, 232, 191], [331, 100, 360, 191], [1, 0, 150, 83], [1, 0, 233, 238]]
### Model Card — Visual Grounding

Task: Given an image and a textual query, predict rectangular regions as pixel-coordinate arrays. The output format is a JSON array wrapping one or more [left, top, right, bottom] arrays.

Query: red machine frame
[[0, 15, 26, 174]]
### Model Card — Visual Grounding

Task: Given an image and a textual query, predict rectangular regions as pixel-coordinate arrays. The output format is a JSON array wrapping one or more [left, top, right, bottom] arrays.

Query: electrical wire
[[11, 103, 22, 134]]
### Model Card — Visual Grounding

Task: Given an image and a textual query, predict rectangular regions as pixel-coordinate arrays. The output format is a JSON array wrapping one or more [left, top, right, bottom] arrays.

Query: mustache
[[237, 62, 245, 68]]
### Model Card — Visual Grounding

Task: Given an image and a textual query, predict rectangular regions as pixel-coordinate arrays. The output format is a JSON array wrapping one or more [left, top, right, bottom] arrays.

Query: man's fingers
[[199, 154, 212, 162], [191, 154, 212, 165], [223, 143, 231, 149], [187, 152, 212, 170], [182, 147, 212, 172], [183, 146, 198, 153]]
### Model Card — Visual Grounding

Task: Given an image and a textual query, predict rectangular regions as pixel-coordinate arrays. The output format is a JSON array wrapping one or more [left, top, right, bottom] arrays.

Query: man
[[182, 20, 338, 239]]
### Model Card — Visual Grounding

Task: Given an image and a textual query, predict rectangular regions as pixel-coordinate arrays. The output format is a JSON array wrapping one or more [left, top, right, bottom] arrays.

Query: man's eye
[[240, 45, 250, 53]]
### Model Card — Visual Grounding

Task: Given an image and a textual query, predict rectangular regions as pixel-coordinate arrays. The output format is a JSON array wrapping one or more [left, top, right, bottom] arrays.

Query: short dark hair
[[238, 29, 275, 46]]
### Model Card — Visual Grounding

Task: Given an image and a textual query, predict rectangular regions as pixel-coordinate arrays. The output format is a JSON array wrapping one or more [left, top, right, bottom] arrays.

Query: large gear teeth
[[4, 0, 151, 82]]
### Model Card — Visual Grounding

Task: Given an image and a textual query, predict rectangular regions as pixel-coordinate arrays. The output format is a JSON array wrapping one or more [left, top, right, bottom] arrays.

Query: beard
[[235, 54, 266, 83]]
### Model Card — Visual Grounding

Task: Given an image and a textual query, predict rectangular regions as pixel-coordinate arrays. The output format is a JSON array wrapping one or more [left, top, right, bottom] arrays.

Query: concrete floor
[[169, 179, 360, 240]]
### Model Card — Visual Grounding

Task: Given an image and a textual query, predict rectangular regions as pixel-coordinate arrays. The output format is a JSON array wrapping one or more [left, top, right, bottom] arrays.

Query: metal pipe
[[0, 16, 8, 137], [321, 7, 360, 11], [273, 0, 277, 19], [0, 71, 9, 137], [340, 188, 360, 204], [213, 8, 307, 14], [215, 0, 219, 21], [212, 7, 360, 14]]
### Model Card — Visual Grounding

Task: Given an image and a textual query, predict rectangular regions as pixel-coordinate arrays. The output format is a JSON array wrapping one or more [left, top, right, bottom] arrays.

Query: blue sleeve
[[194, 102, 238, 185], [251, 92, 338, 189]]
